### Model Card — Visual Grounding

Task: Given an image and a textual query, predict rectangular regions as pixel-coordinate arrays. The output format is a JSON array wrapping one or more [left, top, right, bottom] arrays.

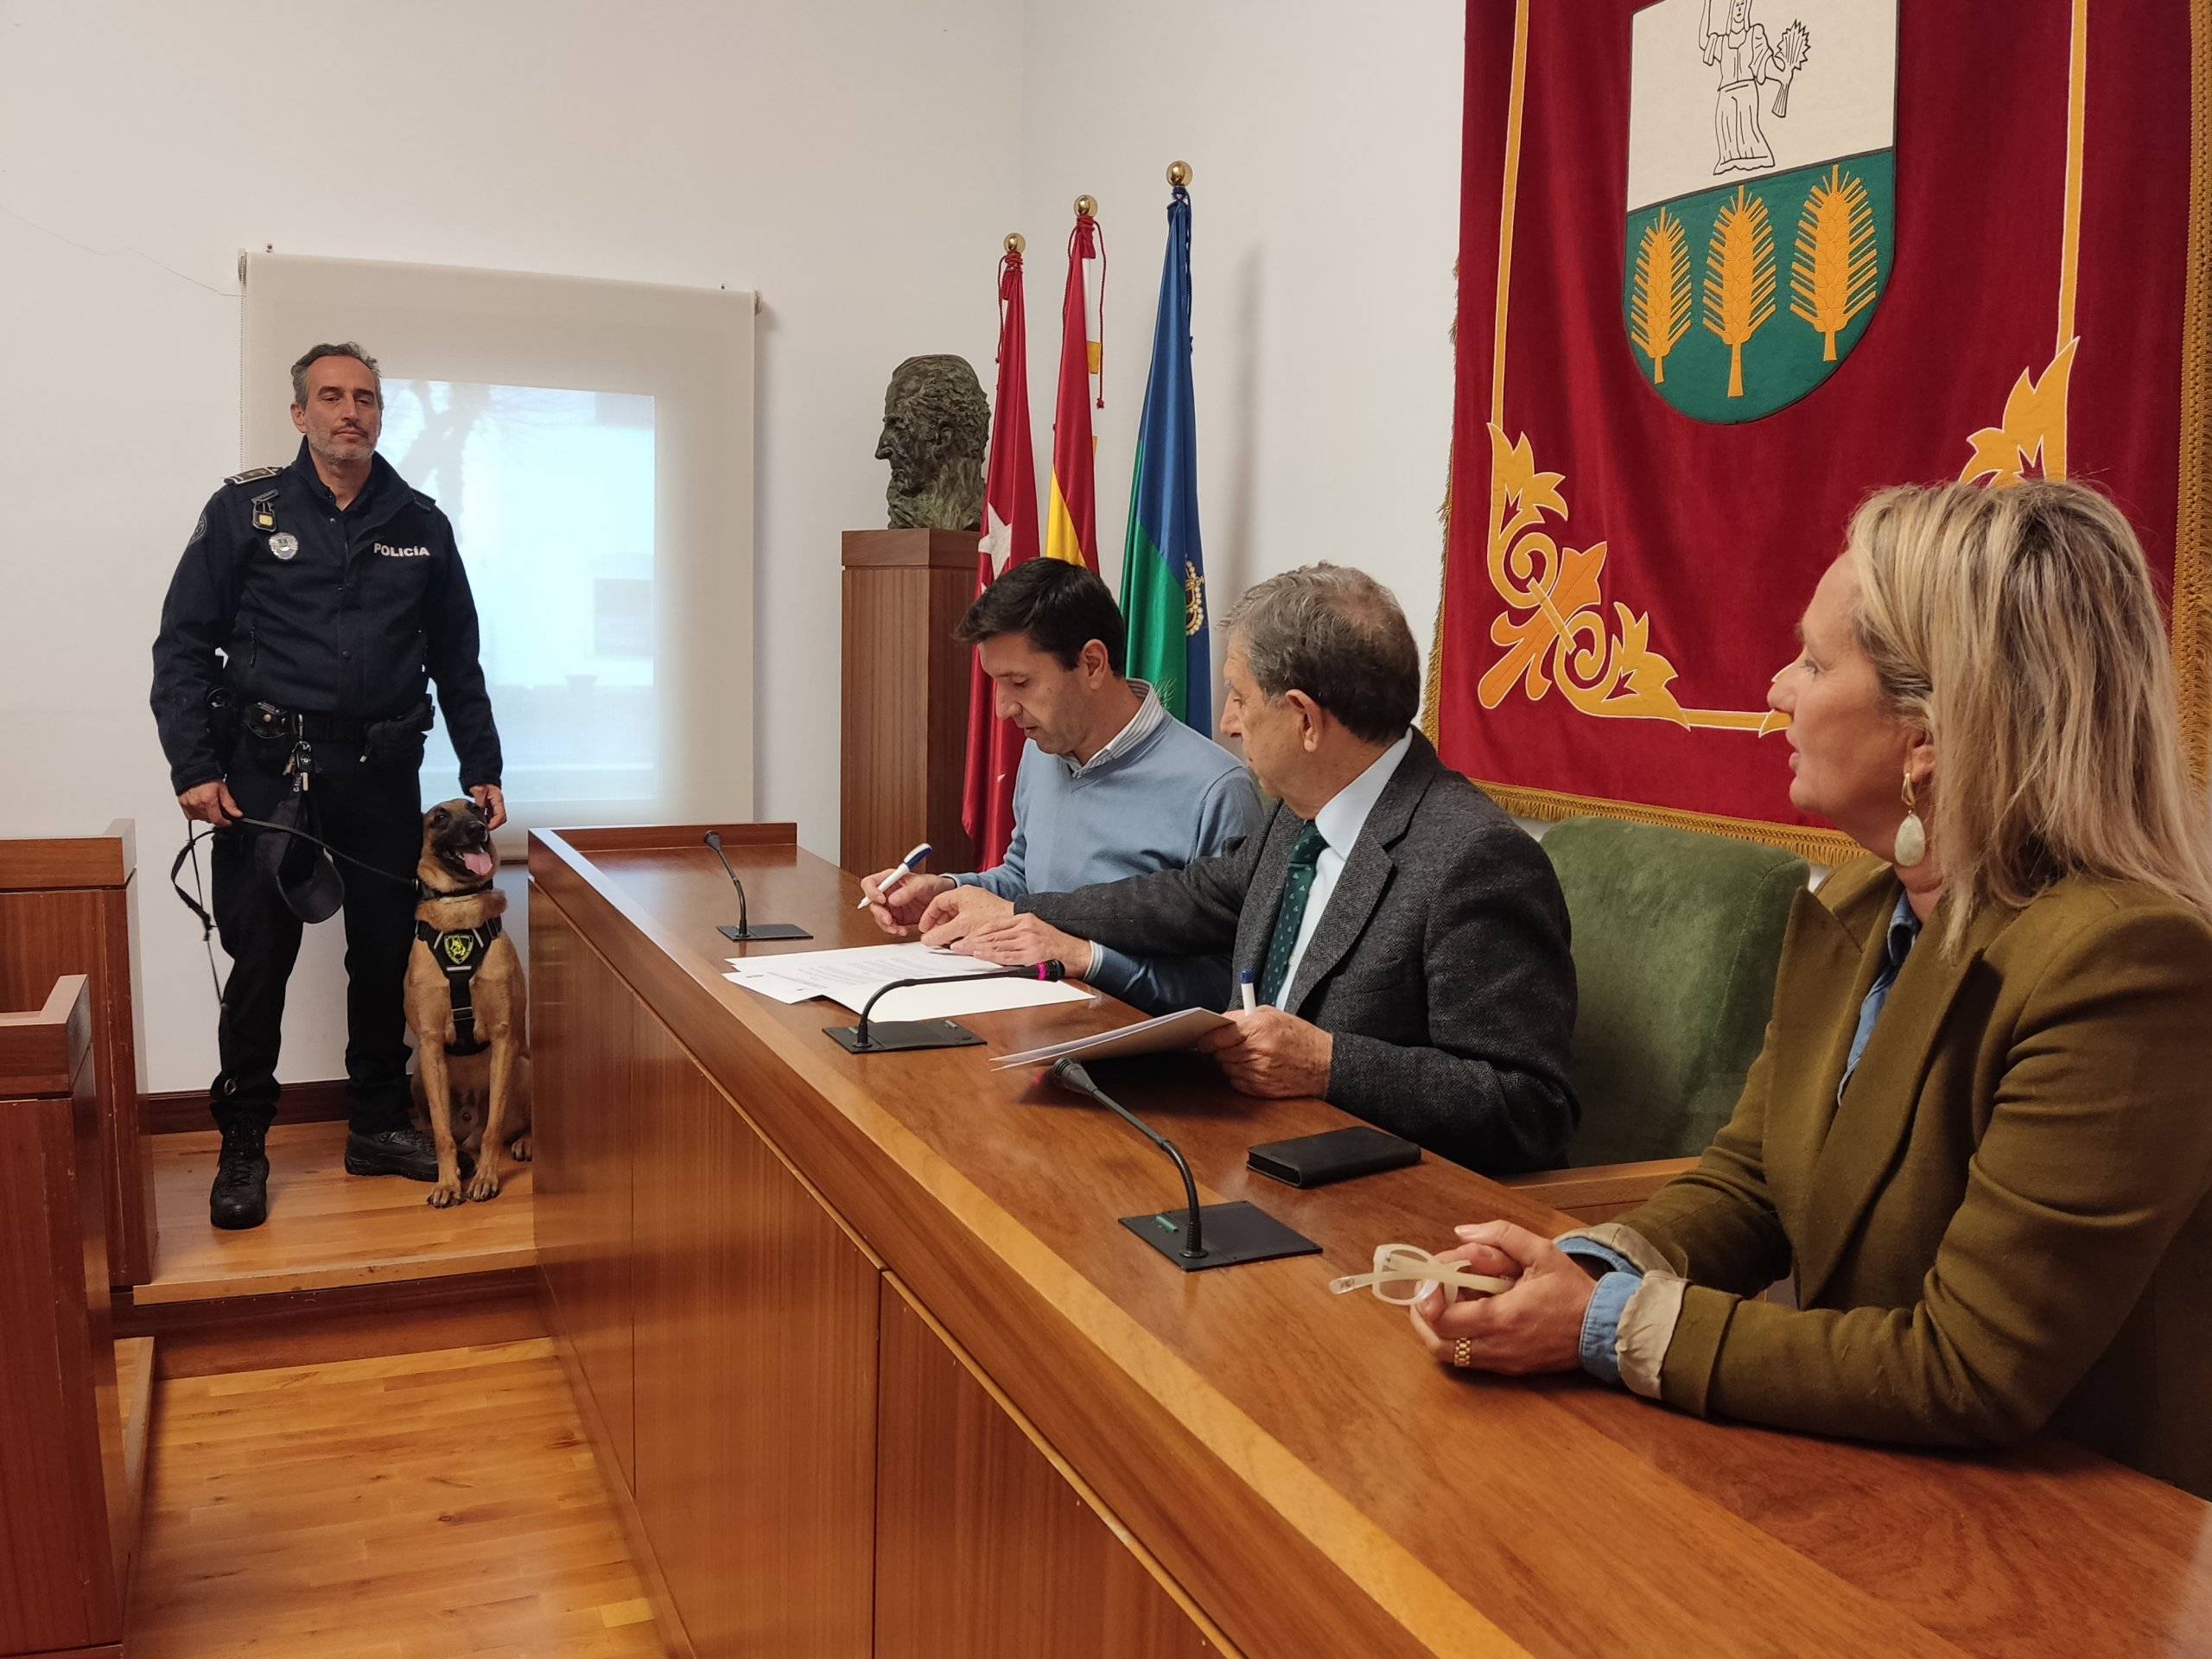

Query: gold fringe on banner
[[2176, 0, 2212, 783]]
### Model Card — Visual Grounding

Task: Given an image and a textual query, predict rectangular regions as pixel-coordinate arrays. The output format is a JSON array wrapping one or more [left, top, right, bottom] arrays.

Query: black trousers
[[209, 742, 422, 1135]]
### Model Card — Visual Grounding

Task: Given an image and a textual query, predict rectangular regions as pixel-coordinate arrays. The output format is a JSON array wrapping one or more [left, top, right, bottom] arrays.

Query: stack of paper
[[722, 942, 1095, 1021], [989, 1007, 1230, 1068]]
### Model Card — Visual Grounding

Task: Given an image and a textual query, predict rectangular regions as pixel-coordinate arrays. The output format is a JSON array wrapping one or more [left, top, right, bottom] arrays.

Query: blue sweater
[[957, 718, 1262, 1014]]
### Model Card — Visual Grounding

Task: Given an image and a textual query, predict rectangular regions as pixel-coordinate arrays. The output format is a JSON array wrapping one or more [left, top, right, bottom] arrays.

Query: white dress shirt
[[1268, 731, 1414, 1005]]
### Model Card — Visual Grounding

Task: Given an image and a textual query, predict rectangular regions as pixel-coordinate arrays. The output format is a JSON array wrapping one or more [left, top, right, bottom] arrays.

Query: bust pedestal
[[840, 530, 981, 880]]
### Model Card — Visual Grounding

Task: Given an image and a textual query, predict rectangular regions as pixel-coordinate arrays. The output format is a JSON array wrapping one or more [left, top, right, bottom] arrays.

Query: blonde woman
[[1410, 480, 2212, 1497]]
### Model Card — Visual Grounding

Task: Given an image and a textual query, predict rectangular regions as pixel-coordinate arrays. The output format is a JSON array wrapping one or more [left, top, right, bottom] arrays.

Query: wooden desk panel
[[874, 1278, 1215, 1659], [528, 827, 2212, 1658], [629, 1005, 880, 1659], [532, 908, 638, 1491]]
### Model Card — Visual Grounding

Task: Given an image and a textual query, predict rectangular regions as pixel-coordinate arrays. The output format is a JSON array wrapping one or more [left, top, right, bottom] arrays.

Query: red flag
[[1046, 204, 1104, 570], [962, 244, 1041, 867]]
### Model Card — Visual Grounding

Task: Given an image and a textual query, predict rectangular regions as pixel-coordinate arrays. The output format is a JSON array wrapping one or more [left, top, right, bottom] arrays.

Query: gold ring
[[1452, 1338, 1473, 1370]]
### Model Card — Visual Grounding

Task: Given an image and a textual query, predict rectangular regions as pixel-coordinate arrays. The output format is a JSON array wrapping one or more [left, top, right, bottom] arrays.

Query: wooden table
[[528, 824, 2212, 1659]]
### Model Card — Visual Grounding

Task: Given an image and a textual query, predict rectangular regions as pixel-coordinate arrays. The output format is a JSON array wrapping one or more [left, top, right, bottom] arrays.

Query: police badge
[[269, 532, 300, 562]]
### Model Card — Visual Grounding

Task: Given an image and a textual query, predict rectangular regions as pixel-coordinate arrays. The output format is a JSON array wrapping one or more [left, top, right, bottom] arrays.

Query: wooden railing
[[0, 975, 131, 1659]]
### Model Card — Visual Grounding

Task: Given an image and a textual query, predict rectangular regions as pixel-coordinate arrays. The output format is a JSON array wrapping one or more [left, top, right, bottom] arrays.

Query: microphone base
[[824, 1019, 985, 1054], [1119, 1201, 1321, 1272], [719, 921, 814, 942]]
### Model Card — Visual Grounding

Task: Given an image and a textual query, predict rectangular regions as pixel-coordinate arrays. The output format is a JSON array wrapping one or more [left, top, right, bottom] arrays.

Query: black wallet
[[1247, 1126, 1421, 1188]]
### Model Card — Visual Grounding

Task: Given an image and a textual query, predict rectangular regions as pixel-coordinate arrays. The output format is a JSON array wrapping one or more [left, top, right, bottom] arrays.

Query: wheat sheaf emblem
[[1704, 185, 1777, 399], [1630, 206, 1694, 385], [1789, 164, 1878, 362]]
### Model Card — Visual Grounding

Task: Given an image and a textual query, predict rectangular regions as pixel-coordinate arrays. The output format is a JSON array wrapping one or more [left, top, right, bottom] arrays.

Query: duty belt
[[246, 702, 368, 744], [415, 916, 503, 1058]]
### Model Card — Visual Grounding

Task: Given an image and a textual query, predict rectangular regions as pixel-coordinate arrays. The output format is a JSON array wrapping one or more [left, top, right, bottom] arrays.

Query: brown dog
[[405, 798, 531, 1208]]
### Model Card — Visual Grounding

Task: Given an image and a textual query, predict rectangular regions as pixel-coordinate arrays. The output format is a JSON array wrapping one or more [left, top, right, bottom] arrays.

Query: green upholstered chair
[[1505, 817, 1808, 1223]]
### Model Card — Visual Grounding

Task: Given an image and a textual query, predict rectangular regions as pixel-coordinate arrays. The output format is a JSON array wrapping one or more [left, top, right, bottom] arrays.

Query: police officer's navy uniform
[[152, 439, 502, 1217]]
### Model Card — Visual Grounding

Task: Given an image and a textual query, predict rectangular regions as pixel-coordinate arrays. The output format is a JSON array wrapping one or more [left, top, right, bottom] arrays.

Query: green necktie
[[1256, 822, 1329, 1007]]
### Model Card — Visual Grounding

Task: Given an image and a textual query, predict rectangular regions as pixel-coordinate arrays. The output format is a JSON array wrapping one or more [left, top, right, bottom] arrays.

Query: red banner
[[964, 246, 1043, 868], [1434, 0, 2209, 862]]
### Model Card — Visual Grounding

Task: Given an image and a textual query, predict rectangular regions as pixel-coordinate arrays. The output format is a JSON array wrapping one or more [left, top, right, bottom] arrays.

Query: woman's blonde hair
[[1847, 479, 2212, 946]]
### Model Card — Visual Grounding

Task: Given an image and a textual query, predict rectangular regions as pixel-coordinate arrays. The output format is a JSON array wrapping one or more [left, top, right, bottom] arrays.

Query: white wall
[[0, 0, 1020, 1092], [0, 0, 1466, 1096], [1015, 0, 1466, 696]]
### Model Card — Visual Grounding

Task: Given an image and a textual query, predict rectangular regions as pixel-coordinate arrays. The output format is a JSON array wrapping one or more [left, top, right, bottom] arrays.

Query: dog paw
[[466, 1169, 503, 1203], [508, 1134, 533, 1163], [428, 1180, 465, 1209]]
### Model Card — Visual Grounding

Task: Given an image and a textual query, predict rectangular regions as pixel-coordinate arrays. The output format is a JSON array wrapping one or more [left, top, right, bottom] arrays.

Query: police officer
[[152, 342, 505, 1230]]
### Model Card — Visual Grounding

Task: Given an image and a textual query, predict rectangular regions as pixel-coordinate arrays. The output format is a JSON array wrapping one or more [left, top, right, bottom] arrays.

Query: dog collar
[[418, 876, 494, 901]]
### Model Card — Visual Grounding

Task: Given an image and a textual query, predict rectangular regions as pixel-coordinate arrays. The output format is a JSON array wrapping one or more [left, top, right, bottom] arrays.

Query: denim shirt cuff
[[1579, 1270, 1643, 1388], [1559, 1238, 1639, 1278]]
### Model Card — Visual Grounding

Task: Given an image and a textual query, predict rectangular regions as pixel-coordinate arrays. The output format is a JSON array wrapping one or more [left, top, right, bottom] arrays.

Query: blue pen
[[860, 842, 933, 909], [1239, 969, 1257, 1014]]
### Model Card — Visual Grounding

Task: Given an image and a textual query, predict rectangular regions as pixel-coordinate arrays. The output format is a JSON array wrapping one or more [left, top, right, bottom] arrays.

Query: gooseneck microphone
[[1044, 1058, 1322, 1274], [824, 960, 1065, 1054], [704, 831, 811, 942], [1050, 1058, 1205, 1258]]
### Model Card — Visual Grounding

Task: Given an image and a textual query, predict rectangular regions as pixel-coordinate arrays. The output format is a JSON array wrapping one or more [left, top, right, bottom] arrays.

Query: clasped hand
[[1404, 1221, 1597, 1376]]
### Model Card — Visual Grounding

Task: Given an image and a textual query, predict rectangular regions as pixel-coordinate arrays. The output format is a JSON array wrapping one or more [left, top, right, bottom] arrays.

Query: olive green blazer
[[1609, 855, 2212, 1497]]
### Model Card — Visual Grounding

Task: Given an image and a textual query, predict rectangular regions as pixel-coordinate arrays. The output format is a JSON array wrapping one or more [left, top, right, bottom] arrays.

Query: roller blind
[[239, 251, 754, 845]]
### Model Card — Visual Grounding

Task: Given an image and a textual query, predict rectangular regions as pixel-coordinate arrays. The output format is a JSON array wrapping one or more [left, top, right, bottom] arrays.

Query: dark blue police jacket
[[150, 439, 503, 795]]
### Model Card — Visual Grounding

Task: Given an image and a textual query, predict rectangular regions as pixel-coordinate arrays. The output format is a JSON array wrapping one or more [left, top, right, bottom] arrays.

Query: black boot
[[209, 1121, 270, 1230], [344, 1124, 440, 1182]]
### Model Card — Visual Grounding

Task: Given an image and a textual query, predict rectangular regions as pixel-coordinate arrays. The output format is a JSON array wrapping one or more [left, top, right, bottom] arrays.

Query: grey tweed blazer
[[1021, 732, 1579, 1173]]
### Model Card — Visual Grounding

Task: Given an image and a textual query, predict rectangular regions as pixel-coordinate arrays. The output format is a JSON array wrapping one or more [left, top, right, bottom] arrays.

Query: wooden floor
[[127, 1338, 667, 1658], [141, 1121, 536, 1306]]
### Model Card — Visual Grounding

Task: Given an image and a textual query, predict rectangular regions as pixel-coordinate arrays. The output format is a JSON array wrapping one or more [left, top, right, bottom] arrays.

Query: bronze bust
[[877, 354, 988, 531]]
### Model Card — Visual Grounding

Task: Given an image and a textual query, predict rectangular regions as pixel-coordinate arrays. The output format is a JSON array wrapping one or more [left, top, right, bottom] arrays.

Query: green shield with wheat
[[1624, 0, 1896, 423]]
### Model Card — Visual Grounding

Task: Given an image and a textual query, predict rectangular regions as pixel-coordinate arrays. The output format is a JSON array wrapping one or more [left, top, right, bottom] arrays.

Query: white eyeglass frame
[[1328, 1243, 1513, 1305]]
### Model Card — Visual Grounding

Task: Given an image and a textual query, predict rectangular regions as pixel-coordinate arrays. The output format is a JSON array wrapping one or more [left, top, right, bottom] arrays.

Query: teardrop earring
[[1894, 768, 1928, 869]]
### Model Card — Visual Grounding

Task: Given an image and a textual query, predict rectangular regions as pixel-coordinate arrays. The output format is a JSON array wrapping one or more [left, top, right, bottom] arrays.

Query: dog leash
[[168, 817, 423, 1006]]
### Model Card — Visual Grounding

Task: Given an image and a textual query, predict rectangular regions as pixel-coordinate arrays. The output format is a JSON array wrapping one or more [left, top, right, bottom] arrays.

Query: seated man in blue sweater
[[861, 558, 1261, 1014]]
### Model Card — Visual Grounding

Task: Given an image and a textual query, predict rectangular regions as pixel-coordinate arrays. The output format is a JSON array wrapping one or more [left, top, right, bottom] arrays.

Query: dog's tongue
[[461, 849, 495, 879]]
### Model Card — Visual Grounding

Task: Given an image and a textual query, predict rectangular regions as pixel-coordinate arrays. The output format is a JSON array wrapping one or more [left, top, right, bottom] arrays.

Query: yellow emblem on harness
[[442, 932, 475, 965]]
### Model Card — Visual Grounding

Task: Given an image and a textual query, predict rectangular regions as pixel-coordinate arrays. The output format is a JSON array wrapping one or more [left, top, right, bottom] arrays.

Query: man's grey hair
[[289, 341, 382, 408], [1225, 563, 1421, 744]]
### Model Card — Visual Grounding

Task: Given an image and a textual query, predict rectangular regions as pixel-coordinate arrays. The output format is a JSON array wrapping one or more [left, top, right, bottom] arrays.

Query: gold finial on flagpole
[[1004, 232, 1026, 254], [1166, 160, 1192, 187], [1074, 194, 1097, 219]]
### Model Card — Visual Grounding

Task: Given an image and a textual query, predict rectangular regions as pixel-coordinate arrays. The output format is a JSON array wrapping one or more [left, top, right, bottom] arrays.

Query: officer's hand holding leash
[[179, 779, 245, 827]]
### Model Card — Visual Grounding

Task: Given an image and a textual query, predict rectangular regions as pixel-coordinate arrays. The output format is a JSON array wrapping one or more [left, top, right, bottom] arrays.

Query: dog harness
[[415, 915, 503, 1058]]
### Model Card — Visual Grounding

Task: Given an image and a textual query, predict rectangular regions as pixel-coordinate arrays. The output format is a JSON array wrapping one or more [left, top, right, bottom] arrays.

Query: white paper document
[[989, 1007, 1230, 1069], [723, 941, 1093, 1019], [720, 969, 817, 1005]]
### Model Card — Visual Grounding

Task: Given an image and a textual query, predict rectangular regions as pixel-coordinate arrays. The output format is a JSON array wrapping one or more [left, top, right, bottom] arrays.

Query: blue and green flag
[[1121, 183, 1209, 727]]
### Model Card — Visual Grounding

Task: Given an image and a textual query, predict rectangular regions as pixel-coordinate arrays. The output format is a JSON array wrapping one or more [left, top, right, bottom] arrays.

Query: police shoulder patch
[[225, 464, 285, 486]]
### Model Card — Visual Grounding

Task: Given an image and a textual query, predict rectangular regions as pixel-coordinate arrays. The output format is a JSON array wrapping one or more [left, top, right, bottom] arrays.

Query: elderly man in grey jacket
[[928, 563, 1579, 1174]]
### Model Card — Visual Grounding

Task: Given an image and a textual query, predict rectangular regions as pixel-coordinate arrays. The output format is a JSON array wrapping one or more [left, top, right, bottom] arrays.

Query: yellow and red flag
[[1045, 200, 1104, 569], [962, 240, 1041, 867]]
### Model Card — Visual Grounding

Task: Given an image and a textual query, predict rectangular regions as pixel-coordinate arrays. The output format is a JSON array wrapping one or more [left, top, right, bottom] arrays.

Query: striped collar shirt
[[1068, 681, 1166, 776]]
